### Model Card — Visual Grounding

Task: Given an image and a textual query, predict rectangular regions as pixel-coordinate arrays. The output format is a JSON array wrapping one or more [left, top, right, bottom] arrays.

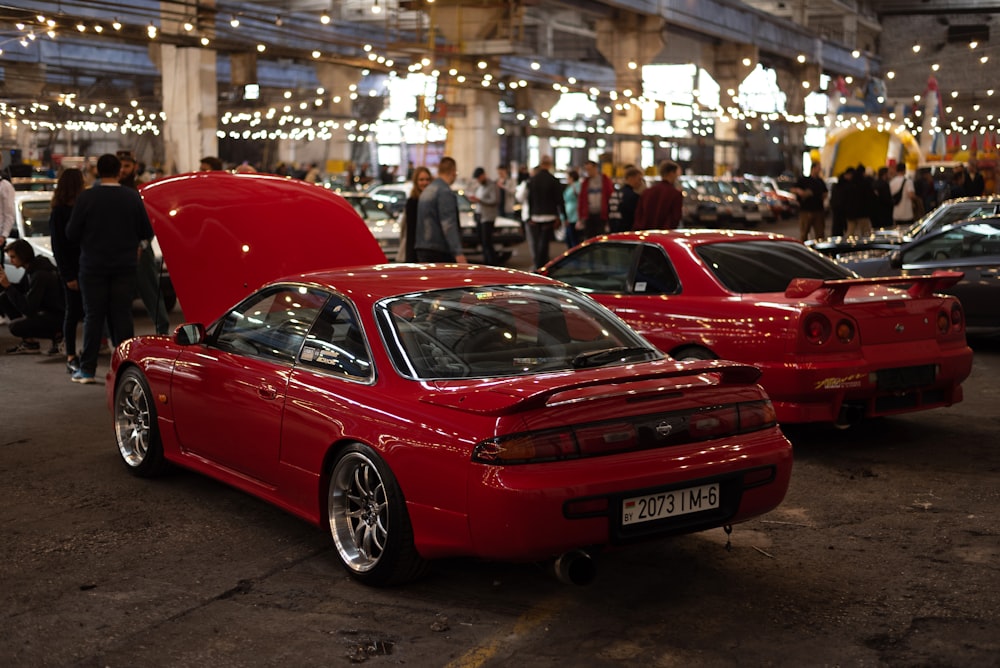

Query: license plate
[[876, 364, 936, 391], [621, 484, 719, 526]]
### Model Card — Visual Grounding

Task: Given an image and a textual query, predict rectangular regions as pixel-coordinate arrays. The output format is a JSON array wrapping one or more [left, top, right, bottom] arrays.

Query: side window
[[545, 243, 636, 293], [902, 230, 969, 263], [214, 286, 329, 363], [632, 245, 680, 294], [299, 296, 372, 380]]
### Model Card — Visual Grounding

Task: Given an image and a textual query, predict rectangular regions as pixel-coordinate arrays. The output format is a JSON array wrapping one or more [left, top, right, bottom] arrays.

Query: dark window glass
[[299, 296, 373, 380], [697, 240, 853, 293], [545, 242, 635, 293], [214, 286, 329, 363], [633, 245, 680, 294]]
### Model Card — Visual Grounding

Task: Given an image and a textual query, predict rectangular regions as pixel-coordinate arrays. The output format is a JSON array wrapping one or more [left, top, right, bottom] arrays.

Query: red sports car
[[540, 230, 974, 427], [106, 173, 792, 585]]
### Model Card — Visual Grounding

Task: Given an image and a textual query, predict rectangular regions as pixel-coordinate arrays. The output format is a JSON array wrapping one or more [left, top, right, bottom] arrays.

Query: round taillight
[[951, 302, 964, 329], [835, 319, 855, 343], [804, 313, 831, 344], [936, 310, 950, 334]]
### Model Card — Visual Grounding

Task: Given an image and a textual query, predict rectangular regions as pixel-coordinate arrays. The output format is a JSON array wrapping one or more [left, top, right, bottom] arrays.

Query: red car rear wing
[[784, 270, 964, 305]]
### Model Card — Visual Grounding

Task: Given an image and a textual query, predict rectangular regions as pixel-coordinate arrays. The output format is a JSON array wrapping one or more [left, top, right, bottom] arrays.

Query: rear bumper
[[457, 429, 792, 561], [760, 342, 973, 424]]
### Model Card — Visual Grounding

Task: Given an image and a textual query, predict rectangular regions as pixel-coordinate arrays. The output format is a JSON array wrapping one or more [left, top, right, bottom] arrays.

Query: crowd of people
[[1, 151, 167, 383], [795, 159, 989, 242], [395, 156, 684, 272]]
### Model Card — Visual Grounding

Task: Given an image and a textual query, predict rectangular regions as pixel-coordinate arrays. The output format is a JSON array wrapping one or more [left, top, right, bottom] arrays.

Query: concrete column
[[776, 64, 820, 171], [709, 42, 759, 175], [315, 63, 362, 176], [595, 12, 663, 169], [445, 86, 502, 185], [155, 44, 218, 174]]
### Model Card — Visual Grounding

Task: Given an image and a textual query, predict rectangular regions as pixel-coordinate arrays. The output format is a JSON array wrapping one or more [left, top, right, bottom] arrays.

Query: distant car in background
[[808, 196, 1000, 264], [838, 218, 1000, 334], [367, 182, 524, 260], [341, 193, 401, 258]]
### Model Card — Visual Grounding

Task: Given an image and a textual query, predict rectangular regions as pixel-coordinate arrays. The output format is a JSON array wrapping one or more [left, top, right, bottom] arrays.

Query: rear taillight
[[804, 313, 831, 344], [937, 309, 950, 334], [473, 399, 777, 465], [473, 431, 576, 464], [835, 319, 856, 343], [689, 406, 738, 440], [950, 302, 964, 330], [738, 400, 778, 431], [575, 422, 639, 455]]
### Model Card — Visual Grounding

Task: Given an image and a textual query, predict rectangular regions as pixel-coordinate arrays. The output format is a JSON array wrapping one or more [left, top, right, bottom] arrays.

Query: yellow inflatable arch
[[819, 124, 924, 178]]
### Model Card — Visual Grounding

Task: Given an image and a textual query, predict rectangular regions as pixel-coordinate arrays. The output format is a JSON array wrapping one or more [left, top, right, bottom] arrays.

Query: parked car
[[367, 182, 525, 259], [540, 230, 973, 427], [340, 193, 400, 258], [678, 176, 763, 228], [115, 171, 793, 586], [808, 195, 1000, 263], [841, 218, 1000, 333], [2, 191, 56, 284]]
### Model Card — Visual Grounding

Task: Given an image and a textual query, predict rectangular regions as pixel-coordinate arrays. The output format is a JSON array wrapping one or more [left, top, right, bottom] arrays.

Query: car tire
[[327, 444, 429, 586], [673, 346, 717, 361], [113, 367, 169, 477]]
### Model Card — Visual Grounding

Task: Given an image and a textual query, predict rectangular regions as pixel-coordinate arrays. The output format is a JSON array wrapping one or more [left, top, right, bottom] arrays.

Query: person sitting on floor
[[0, 239, 65, 354]]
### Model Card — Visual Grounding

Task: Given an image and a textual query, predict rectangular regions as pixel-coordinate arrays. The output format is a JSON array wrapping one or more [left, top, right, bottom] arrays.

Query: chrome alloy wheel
[[329, 451, 389, 573], [115, 374, 152, 468]]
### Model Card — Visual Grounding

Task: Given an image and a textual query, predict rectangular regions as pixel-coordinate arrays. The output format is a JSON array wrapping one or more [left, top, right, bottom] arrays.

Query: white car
[[2, 191, 53, 283], [367, 182, 524, 260]]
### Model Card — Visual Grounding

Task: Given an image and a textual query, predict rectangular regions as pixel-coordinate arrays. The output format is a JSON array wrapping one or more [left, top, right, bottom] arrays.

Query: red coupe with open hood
[[107, 172, 792, 585], [540, 230, 974, 427]]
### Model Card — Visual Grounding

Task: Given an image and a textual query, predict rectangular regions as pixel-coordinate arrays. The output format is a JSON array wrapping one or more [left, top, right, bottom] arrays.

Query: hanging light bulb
[[372, 0, 382, 14], [320, 11, 331, 24], [112, 18, 122, 31], [230, 15, 240, 28], [183, 19, 193, 31], [147, 22, 157, 38]]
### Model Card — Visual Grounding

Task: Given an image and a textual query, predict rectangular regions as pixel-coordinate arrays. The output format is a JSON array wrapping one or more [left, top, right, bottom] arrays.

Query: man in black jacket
[[526, 155, 566, 270], [0, 239, 64, 354], [66, 153, 154, 383]]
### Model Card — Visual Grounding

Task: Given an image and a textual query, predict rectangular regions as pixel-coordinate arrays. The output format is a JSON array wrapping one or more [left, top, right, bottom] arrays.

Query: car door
[[898, 222, 1000, 328], [170, 285, 330, 484]]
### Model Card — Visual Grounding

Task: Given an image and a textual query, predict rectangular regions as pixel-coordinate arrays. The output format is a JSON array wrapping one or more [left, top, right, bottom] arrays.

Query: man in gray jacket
[[415, 157, 467, 264], [469, 166, 500, 265]]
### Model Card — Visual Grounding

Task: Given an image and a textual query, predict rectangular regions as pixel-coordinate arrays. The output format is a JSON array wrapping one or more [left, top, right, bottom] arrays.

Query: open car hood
[[140, 172, 387, 324]]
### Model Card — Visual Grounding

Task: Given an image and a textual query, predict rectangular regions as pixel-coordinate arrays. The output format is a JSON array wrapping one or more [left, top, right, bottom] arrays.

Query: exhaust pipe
[[553, 549, 596, 586], [834, 403, 865, 430]]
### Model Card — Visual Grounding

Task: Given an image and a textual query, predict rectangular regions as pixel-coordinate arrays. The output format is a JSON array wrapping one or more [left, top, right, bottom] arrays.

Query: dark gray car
[[844, 218, 1000, 332]]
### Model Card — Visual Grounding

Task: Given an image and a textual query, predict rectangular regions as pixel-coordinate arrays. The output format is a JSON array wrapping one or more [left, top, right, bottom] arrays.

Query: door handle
[[257, 384, 278, 400]]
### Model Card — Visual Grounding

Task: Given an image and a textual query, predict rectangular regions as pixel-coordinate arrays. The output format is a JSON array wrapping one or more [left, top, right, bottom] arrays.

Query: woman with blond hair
[[398, 166, 432, 262]]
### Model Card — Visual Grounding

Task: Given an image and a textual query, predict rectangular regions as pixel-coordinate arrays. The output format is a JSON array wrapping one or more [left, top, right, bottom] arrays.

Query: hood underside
[[140, 172, 387, 324]]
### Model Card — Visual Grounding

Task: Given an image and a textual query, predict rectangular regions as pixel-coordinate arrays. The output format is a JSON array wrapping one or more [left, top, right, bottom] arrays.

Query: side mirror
[[888, 251, 903, 270], [174, 323, 206, 346]]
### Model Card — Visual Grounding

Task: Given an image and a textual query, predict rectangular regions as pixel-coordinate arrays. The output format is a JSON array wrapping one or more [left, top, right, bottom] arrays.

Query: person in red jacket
[[577, 160, 614, 240], [634, 160, 683, 231]]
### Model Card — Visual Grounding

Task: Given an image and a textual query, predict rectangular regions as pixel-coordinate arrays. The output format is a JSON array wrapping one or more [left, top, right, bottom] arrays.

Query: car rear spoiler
[[418, 360, 763, 416], [784, 270, 964, 305]]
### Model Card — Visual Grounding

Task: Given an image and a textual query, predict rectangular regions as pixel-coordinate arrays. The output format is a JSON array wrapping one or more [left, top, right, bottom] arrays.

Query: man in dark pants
[[65, 153, 154, 384], [526, 156, 565, 271], [119, 150, 170, 335], [0, 239, 64, 354]]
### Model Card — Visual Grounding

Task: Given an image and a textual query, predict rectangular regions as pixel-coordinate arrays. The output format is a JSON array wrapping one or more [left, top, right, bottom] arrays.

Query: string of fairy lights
[[1, 4, 998, 153]]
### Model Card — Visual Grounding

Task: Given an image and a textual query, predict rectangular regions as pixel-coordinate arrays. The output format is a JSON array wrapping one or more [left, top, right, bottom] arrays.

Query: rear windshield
[[376, 284, 660, 380], [697, 240, 854, 293]]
